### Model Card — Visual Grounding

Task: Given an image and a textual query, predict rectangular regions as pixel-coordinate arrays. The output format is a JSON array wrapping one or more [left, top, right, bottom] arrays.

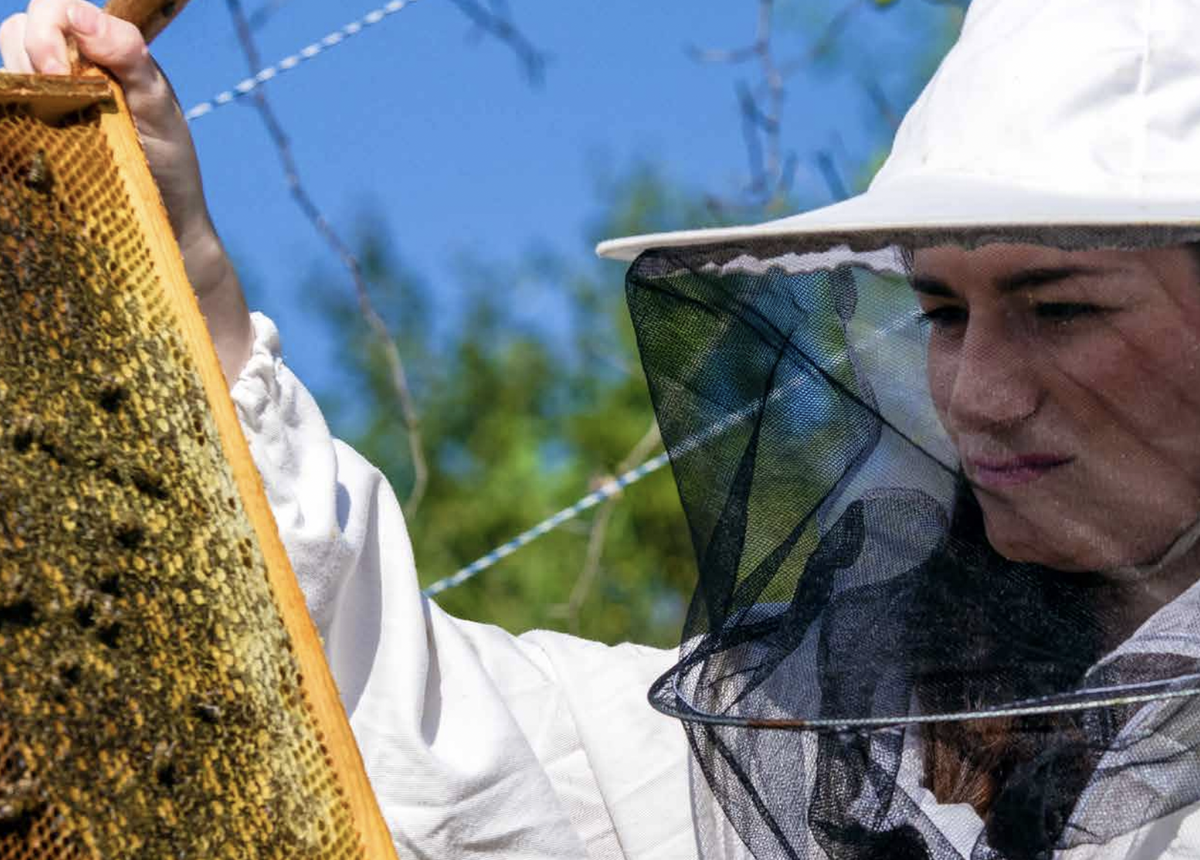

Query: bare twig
[[447, 0, 547, 85], [757, 0, 784, 188], [688, 0, 786, 209], [225, 0, 430, 513], [551, 422, 663, 633], [862, 75, 902, 129], [559, 500, 615, 634], [689, 0, 868, 212], [814, 149, 848, 201], [770, 0, 864, 88], [736, 81, 768, 199], [684, 44, 760, 65], [247, 0, 291, 30], [801, 0, 864, 63]]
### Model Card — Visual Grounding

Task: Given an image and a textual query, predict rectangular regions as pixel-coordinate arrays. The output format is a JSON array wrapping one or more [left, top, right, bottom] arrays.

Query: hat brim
[[596, 175, 1200, 261]]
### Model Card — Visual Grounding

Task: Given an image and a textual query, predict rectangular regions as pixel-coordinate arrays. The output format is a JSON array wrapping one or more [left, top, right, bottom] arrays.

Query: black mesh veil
[[625, 233, 1200, 859]]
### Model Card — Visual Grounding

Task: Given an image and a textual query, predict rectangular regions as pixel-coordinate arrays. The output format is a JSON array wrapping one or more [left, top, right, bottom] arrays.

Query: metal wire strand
[[422, 452, 670, 598], [186, 0, 421, 121]]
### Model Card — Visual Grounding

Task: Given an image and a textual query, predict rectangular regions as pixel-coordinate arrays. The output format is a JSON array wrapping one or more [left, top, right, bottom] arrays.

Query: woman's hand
[[0, 0, 253, 382]]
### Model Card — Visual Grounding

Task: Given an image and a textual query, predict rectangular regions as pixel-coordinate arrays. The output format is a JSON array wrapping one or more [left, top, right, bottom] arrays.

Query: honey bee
[[193, 700, 223, 724], [25, 149, 52, 195], [0, 774, 42, 832], [150, 740, 178, 788]]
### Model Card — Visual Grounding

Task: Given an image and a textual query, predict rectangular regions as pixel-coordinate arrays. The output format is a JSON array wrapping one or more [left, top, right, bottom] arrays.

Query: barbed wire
[[424, 302, 916, 598], [422, 452, 671, 598], [186, 0, 421, 121], [216, 0, 547, 514], [187, 0, 547, 120], [192, 0, 948, 600], [548, 421, 662, 633], [201, 0, 644, 597]]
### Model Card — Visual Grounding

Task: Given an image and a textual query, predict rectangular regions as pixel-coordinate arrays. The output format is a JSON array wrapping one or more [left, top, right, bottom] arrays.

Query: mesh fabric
[[628, 235, 1200, 859]]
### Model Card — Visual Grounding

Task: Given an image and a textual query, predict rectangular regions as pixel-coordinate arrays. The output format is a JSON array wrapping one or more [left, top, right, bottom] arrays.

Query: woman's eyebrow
[[909, 265, 1113, 297], [994, 265, 1112, 293], [909, 275, 955, 297]]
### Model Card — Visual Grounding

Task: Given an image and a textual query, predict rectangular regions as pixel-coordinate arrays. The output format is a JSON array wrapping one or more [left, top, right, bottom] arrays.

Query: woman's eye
[[1035, 302, 1103, 322], [917, 305, 967, 328]]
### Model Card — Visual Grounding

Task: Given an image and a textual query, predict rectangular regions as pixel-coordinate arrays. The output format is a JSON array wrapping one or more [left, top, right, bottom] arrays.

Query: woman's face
[[912, 243, 1200, 571]]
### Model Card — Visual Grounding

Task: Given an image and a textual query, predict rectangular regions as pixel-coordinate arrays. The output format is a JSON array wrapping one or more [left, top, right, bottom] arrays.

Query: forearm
[[180, 224, 253, 383]]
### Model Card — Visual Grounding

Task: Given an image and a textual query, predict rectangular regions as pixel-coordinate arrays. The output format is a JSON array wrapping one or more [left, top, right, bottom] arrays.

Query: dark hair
[[915, 476, 1107, 825]]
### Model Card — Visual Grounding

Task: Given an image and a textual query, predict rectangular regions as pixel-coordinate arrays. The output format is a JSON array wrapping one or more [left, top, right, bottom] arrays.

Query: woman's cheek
[[924, 340, 959, 432]]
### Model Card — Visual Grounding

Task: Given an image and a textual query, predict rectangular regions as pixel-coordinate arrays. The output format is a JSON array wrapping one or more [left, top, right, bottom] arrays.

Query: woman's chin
[[972, 469, 1200, 575], [982, 519, 1124, 573]]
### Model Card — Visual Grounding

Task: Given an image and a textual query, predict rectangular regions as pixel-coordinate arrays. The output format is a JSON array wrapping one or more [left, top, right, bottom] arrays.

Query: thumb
[[67, 2, 186, 144], [66, 2, 154, 88]]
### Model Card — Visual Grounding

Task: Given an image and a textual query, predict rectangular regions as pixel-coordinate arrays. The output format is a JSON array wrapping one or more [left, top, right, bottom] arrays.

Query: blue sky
[[3, 0, 962, 426]]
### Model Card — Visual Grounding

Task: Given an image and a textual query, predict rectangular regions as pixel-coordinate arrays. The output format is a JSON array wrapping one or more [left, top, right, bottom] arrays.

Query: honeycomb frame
[[0, 74, 397, 859]]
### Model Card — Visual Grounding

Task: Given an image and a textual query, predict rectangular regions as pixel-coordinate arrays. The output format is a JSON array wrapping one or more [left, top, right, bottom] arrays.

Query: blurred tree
[[305, 167, 717, 646], [298, 1, 966, 647]]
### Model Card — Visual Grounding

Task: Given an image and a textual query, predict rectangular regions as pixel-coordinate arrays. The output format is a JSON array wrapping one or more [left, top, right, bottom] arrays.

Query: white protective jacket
[[230, 313, 1200, 860], [230, 314, 695, 860]]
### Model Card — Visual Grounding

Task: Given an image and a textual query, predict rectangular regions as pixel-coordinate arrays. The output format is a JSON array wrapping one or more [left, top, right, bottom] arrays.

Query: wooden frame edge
[[0, 74, 114, 123], [95, 77, 400, 859]]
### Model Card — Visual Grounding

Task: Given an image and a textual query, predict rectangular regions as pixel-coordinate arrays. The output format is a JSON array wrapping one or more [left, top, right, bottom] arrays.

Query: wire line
[[422, 452, 671, 598], [423, 300, 922, 597], [184, 0, 420, 121]]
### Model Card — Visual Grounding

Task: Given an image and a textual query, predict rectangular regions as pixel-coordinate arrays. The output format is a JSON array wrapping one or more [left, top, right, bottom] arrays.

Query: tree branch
[[689, 0, 870, 212], [246, 0, 291, 30], [447, 0, 547, 85], [248, 0, 548, 89], [225, 0, 430, 514], [551, 422, 663, 633]]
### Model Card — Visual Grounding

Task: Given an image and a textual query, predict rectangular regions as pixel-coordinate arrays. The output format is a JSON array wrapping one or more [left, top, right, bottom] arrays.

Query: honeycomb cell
[[0, 101, 366, 858]]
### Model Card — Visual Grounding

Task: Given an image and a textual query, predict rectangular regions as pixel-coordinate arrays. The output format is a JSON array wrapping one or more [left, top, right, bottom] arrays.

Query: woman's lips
[[966, 454, 1073, 488]]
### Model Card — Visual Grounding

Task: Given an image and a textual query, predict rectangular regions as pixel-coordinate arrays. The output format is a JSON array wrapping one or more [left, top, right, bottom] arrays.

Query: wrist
[[177, 221, 254, 383], [176, 214, 231, 300]]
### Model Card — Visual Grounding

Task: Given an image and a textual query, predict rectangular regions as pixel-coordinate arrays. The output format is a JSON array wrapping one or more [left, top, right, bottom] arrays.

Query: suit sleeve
[[229, 312, 696, 860]]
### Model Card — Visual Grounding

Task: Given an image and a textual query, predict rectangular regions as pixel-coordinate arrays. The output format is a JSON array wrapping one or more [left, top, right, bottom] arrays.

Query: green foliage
[[297, 2, 965, 648], [304, 168, 718, 647]]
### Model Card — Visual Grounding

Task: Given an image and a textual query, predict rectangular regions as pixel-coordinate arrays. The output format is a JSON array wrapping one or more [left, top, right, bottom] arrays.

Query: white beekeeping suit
[[230, 312, 695, 860], [230, 307, 1200, 860]]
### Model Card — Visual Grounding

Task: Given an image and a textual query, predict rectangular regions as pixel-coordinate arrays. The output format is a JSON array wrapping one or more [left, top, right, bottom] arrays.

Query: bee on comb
[[24, 149, 51, 195]]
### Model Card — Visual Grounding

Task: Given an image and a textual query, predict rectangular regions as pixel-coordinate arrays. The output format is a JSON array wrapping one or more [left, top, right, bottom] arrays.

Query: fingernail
[[67, 4, 101, 35], [43, 58, 68, 75]]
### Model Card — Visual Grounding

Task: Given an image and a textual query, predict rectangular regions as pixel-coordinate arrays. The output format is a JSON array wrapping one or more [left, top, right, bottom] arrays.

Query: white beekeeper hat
[[598, 0, 1200, 261]]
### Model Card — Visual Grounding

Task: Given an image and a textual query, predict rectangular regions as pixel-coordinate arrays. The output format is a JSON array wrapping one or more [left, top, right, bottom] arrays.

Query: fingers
[[62, 1, 156, 85], [64, 3, 183, 141], [0, 14, 34, 73], [0, 1, 177, 135], [0, 1, 154, 84], [19, 0, 75, 74], [0, 0, 214, 265]]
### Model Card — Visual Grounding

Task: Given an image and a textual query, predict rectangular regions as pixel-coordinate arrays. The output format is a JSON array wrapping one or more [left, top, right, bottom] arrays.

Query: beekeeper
[[8, 1, 1200, 858]]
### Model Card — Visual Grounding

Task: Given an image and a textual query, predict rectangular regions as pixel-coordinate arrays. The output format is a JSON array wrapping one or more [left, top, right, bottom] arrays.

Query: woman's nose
[[946, 315, 1042, 431]]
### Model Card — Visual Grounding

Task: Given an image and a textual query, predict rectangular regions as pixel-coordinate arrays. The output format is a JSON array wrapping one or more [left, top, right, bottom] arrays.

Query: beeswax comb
[[0, 3, 399, 857]]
